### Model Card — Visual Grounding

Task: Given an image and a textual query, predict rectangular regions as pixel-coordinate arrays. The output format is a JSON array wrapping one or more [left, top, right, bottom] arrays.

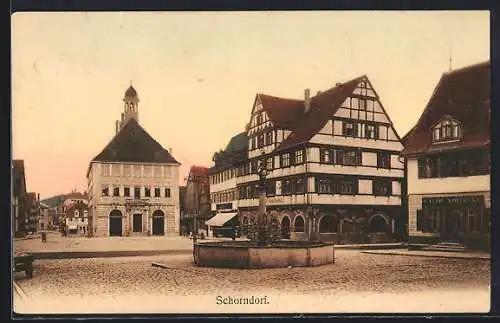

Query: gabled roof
[[224, 131, 248, 153], [209, 132, 248, 174], [188, 165, 209, 181], [91, 118, 179, 164], [276, 76, 364, 151], [258, 94, 305, 128], [401, 60, 490, 156]]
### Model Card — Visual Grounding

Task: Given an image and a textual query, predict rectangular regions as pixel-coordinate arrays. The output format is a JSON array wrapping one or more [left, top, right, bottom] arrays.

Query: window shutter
[[416, 209, 423, 231]]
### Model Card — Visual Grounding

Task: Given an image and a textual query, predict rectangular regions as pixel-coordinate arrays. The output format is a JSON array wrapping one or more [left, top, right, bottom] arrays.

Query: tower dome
[[124, 85, 138, 99]]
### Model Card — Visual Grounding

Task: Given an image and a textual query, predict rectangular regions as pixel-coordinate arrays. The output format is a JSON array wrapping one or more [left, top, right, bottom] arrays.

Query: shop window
[[416, 209, 423, 231]]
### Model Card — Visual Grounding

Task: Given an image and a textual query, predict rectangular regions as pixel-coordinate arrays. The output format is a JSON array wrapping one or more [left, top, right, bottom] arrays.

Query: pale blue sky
[[12, 11, 490, 198]]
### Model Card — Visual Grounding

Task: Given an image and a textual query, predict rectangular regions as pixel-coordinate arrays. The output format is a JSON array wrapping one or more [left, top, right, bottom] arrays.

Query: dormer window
[[432, 116, 462, 143]]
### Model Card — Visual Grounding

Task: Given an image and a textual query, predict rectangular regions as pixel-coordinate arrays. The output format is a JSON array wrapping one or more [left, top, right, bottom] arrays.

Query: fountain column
[[256, 151, 269, 245]]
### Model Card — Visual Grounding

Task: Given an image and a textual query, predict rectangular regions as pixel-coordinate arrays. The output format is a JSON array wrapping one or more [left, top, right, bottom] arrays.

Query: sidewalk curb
[[336, 243, 406, 250], [31, 249, 193, 260], [360, 251, 491, 260]]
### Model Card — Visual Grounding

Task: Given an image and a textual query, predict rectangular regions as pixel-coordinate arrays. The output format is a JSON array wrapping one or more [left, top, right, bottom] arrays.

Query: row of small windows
[[319, 149, 391, 168], [101, 185, 172, 198], [211, 189, 238, 204], [417, 150, 490, 179], [250, 130, 274, 150], [72, 210, 89, 217], [342, 121, 386, 140], [237, 177, 395, 198], [101, 164, 172, 178], [210, 168, 236, 185], [236, 149, 305, 176]]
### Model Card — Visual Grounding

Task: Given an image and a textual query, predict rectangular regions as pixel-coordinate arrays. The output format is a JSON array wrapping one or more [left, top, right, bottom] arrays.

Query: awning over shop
[[205, 212, 238, 227]]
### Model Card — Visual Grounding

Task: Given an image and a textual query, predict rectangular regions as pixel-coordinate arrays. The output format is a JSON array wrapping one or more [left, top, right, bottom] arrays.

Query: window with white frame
[[101, 164, 110, 177], [154, 166, 162, 178], [83, 210, 88, 217], [74, 210, 79, 217], [143, 165, 152, 178], [432, 116, 462, 143], [123, 164, 131, 177], [133, 165, 142, 177]]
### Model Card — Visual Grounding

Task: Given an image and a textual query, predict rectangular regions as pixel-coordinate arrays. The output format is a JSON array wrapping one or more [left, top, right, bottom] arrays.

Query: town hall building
[[208, 75, 406, 244], [86, 85, 181, 237]]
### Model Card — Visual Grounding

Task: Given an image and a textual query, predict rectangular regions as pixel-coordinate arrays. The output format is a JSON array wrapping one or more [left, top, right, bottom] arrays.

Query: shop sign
[[422, 195, 483, 207]]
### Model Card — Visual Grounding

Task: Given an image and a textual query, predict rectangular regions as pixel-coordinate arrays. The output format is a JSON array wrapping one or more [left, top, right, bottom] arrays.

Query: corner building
[[401, 61, 490, 250], [87, 86, 181, 237], [210, 75, 406, 244]]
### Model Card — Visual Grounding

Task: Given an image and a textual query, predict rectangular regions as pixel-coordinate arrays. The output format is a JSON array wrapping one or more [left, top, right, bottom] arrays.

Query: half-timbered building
[[86, 86, 181, 237], [401, 61, 490, 250], [212, 75, 406, 244], [206, 132, 248, 236]]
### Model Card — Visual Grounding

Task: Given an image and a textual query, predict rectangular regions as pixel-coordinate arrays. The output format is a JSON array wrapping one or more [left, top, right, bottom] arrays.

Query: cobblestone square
[[13, 249, 490, 313]]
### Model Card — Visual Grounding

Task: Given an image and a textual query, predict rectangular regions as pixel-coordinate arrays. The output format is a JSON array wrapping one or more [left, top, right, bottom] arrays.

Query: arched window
[[319, 214, 338, 233], [293, 216, 305, 232]]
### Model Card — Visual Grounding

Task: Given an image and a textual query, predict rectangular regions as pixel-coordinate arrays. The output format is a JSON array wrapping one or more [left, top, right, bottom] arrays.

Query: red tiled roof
[[189, 165, 209, 180], [401, 60, 490, 156], [258, 94, 306, 128], [276, 76, 364, 151]]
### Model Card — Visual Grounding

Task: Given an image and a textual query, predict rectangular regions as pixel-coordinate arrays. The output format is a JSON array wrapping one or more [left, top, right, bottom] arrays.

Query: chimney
[[304, 88, 311, 114], [169, 148, 173, 155], [121, 113, 124, 122], [115, 120, 119, 134], [317, 91, 322, 95]]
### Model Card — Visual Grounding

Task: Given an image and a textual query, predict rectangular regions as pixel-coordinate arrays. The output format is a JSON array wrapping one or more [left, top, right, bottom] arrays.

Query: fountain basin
[[193, 241, 335, 269]]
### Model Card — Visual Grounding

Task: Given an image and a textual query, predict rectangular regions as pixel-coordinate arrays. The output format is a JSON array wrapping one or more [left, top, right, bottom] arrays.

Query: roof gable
[[277, 76, 364, 151], [91, 118, 179, 164], [258, 94, 305, 128], [402, 60, 490, 155]]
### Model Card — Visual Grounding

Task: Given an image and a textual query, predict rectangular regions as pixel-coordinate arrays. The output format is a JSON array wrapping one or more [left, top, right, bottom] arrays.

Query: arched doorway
[[152, 210, 165, 236], [281, 216, 291, 239], [293, 216, 305, 232], [109, 210, 123, 237], [319, 214, 338, 233], [368, 214, 388, 233]]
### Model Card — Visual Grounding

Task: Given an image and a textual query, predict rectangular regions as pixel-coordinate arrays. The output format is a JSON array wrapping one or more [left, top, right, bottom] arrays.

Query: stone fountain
[[193, 152, 335, 269]]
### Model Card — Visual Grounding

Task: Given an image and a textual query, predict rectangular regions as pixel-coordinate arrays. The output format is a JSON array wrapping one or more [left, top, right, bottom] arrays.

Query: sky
[[12, 11, 490, 199]]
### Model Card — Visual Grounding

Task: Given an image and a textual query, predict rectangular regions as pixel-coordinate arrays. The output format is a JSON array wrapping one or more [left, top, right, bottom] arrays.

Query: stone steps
[[423, 242, 467, 253]]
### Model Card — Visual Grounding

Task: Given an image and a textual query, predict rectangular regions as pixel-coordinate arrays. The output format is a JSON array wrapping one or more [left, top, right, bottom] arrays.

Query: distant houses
[[12, 160, 28, 237], [182, 166, 211, 236]]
